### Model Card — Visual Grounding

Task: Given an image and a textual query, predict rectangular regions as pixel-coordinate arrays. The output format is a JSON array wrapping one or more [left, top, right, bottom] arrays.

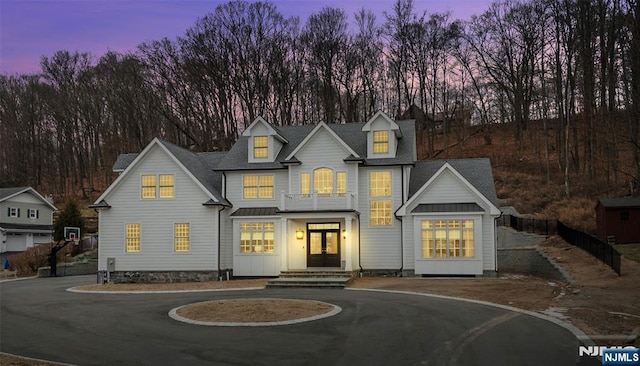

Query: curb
[[66, 286, 266, 294], [168, 299, 342, 327], [0, 352, 77, 366]]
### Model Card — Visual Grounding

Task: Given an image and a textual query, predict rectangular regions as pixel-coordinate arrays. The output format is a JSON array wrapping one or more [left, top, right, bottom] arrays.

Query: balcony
[[281, 192, 357, 211]]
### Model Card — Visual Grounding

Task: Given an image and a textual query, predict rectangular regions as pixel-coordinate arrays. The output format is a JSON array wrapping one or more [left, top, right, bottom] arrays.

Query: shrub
[[6, 242, 74, 276]]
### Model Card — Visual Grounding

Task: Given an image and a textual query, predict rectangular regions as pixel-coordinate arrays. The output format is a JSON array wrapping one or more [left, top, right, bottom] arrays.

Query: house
[[596, 197, 640, 244], [91, 111, 500, 282], [1, 187, 57, 254]]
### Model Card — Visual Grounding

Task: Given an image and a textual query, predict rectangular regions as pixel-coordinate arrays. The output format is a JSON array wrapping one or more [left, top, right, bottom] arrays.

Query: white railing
[[281, 192, 357, 211]]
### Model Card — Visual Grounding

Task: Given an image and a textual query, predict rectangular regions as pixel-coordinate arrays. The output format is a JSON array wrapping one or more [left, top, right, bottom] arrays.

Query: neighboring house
[[1, 187, 57, 253], [596, 197, 640, 244], [91, 111, 500, 281]]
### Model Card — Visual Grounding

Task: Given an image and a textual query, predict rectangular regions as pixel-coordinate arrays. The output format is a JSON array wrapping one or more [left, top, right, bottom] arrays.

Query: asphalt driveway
[[1, 276, 596, 365]]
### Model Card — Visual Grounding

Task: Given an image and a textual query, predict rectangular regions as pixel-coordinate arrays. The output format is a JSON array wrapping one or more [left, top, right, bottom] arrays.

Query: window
[[373, 130, 389, 154], [337, 172, 346, 195], [301, 172, 310, 196], [314, 168, 334, 195], [27, 209, 39, 219], [370, 200, 391, 226], [369, 171, 392, 226], [7, 207, 19, 218], [240, 222, 274, 254], [243, 175, 274, 199], [253, 136, 268, 158], [421, 220, 474, 258], [142, 174, 174, 199], [370, 171, 391, 197], [621, 211, 630, 222], [174, 223, 190, 252], [141, 175, 156, 198], [159, 174, 174, 198], [125, 223, 141, 253]]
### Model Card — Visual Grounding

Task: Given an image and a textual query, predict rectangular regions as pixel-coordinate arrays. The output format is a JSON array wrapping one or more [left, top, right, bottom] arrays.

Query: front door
[[307, 224, 340, 267]]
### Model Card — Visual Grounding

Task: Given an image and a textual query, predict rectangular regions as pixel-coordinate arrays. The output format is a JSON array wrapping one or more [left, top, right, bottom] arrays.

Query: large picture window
[[240, 222, 274, 254], [253, 136, 268, 158], [125, 223, 141, 253], [243, 175, 274, 199], [421, 220, 474, 258], [174, 223, 190, 252], [314, 168, 334, 195]]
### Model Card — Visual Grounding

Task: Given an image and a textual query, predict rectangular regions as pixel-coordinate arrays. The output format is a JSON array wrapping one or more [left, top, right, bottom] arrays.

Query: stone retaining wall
[[497, 247, 572, 282], [38, 260, 98, 277], [105, 270, 221, 283]]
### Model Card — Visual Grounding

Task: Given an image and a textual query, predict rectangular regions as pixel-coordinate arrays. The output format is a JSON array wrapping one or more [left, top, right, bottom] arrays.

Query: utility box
[[107, 258, 116, 272]]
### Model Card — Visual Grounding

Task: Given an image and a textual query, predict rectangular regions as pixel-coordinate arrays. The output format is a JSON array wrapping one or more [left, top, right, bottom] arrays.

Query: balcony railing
[[281, 192, 357, 211]]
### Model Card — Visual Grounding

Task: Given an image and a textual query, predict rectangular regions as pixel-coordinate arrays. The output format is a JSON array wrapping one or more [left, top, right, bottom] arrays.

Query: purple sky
[[0, 0, 491, 75]]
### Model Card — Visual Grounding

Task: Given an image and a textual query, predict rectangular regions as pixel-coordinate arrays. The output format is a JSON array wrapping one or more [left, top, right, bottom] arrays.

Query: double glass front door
[[307, 223, 340, 267]]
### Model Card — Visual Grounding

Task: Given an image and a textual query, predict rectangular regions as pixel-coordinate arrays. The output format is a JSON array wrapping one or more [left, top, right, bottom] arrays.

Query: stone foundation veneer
[[107, 270, 223, 284]]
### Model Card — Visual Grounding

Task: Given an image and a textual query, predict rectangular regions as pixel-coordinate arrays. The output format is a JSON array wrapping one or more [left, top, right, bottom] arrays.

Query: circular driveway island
[[1, 276, 594, 366]]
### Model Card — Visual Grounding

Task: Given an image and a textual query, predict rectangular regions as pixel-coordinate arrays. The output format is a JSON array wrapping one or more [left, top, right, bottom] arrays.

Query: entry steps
[[266, 269, 355, 289]]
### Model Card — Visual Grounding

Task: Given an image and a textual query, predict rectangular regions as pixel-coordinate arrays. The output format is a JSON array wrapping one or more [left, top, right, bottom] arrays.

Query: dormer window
[[253, 136, 268, 158], [373, 131, 389, 154]]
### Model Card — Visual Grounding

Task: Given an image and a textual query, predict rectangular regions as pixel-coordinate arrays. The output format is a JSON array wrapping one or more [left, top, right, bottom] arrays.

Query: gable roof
[[216, 120, 416, 170], [242, 116, 288, 143], [0, 186, 57, 210], [95, 139, 229, 206], [397, 158, 500, 216], [113, 153, 139, 172], [362, 110, 401, 136], [285, 122, 360, 160]]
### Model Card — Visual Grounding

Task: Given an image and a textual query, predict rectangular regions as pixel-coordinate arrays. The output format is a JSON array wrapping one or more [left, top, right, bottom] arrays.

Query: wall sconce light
[[342, 230, 347, 239], [296, 229, 304, 240]]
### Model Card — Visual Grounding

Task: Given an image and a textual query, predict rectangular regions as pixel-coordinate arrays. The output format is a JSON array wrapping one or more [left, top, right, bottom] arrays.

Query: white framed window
[[370, 200, 391, 226], [125, 223, 141, 253], [7, 207, 20, 218], [314, 168, 334, 195], [243, 175, 274, 199], [141, 175, 156, 199], [240, 222, 274, 254], [27, 209, 39, 219], [174, 223, 190, 252], [373, 130, 389, 154], [336, 172, 346, 195], [300, 172, 310, 196], [159, 174, 175, 198], [141, 174, 174, 199], [421, 219, 474, 258], [369, 171, 392, 226], [253, 136, 268, 158]]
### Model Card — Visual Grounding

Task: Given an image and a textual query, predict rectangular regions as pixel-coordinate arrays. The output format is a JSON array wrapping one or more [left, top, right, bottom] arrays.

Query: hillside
[[420, 119, 636, 233]]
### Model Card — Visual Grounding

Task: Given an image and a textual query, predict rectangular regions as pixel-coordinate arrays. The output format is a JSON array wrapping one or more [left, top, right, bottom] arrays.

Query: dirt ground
[[176, 298, 334, 323], [2, 235, 639, 365]]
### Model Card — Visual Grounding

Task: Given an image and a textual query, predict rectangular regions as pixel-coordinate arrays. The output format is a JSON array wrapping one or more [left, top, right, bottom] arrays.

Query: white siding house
[[93, 111, 500, 281], [1, 187, 56, 254]]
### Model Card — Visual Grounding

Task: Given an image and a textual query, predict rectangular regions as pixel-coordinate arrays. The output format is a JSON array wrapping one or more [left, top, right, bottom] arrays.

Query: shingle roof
[[0, 223, 54, 232], [156, 140, 229, 206], [113, 153, 139, 172], [215, 120, 416, 170], [0, 187, 56, 210], [0, 187, 29, 201], [109, 142, 229, 206], [599, 197, 640, 208], [230, 207, 279, 216], [409, 159, 499, 209], [412, 203, 484, 213]]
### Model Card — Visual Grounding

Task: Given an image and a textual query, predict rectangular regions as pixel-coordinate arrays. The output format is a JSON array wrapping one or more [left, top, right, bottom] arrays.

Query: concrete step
[[266, 276, 352, 289], [279, 271, 353, 279]]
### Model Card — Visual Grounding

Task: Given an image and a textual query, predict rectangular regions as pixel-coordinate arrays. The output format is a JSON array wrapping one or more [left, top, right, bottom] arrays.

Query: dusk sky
[[0, 0, 491, 75]]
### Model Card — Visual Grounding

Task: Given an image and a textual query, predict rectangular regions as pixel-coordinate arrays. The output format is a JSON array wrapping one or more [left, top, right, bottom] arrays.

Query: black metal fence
[[557, 221, 621, 276], [497, 214, 557, 236]]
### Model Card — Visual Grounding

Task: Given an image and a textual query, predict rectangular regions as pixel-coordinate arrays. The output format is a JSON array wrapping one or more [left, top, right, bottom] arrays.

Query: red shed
[[596, 197, 640, 244]]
